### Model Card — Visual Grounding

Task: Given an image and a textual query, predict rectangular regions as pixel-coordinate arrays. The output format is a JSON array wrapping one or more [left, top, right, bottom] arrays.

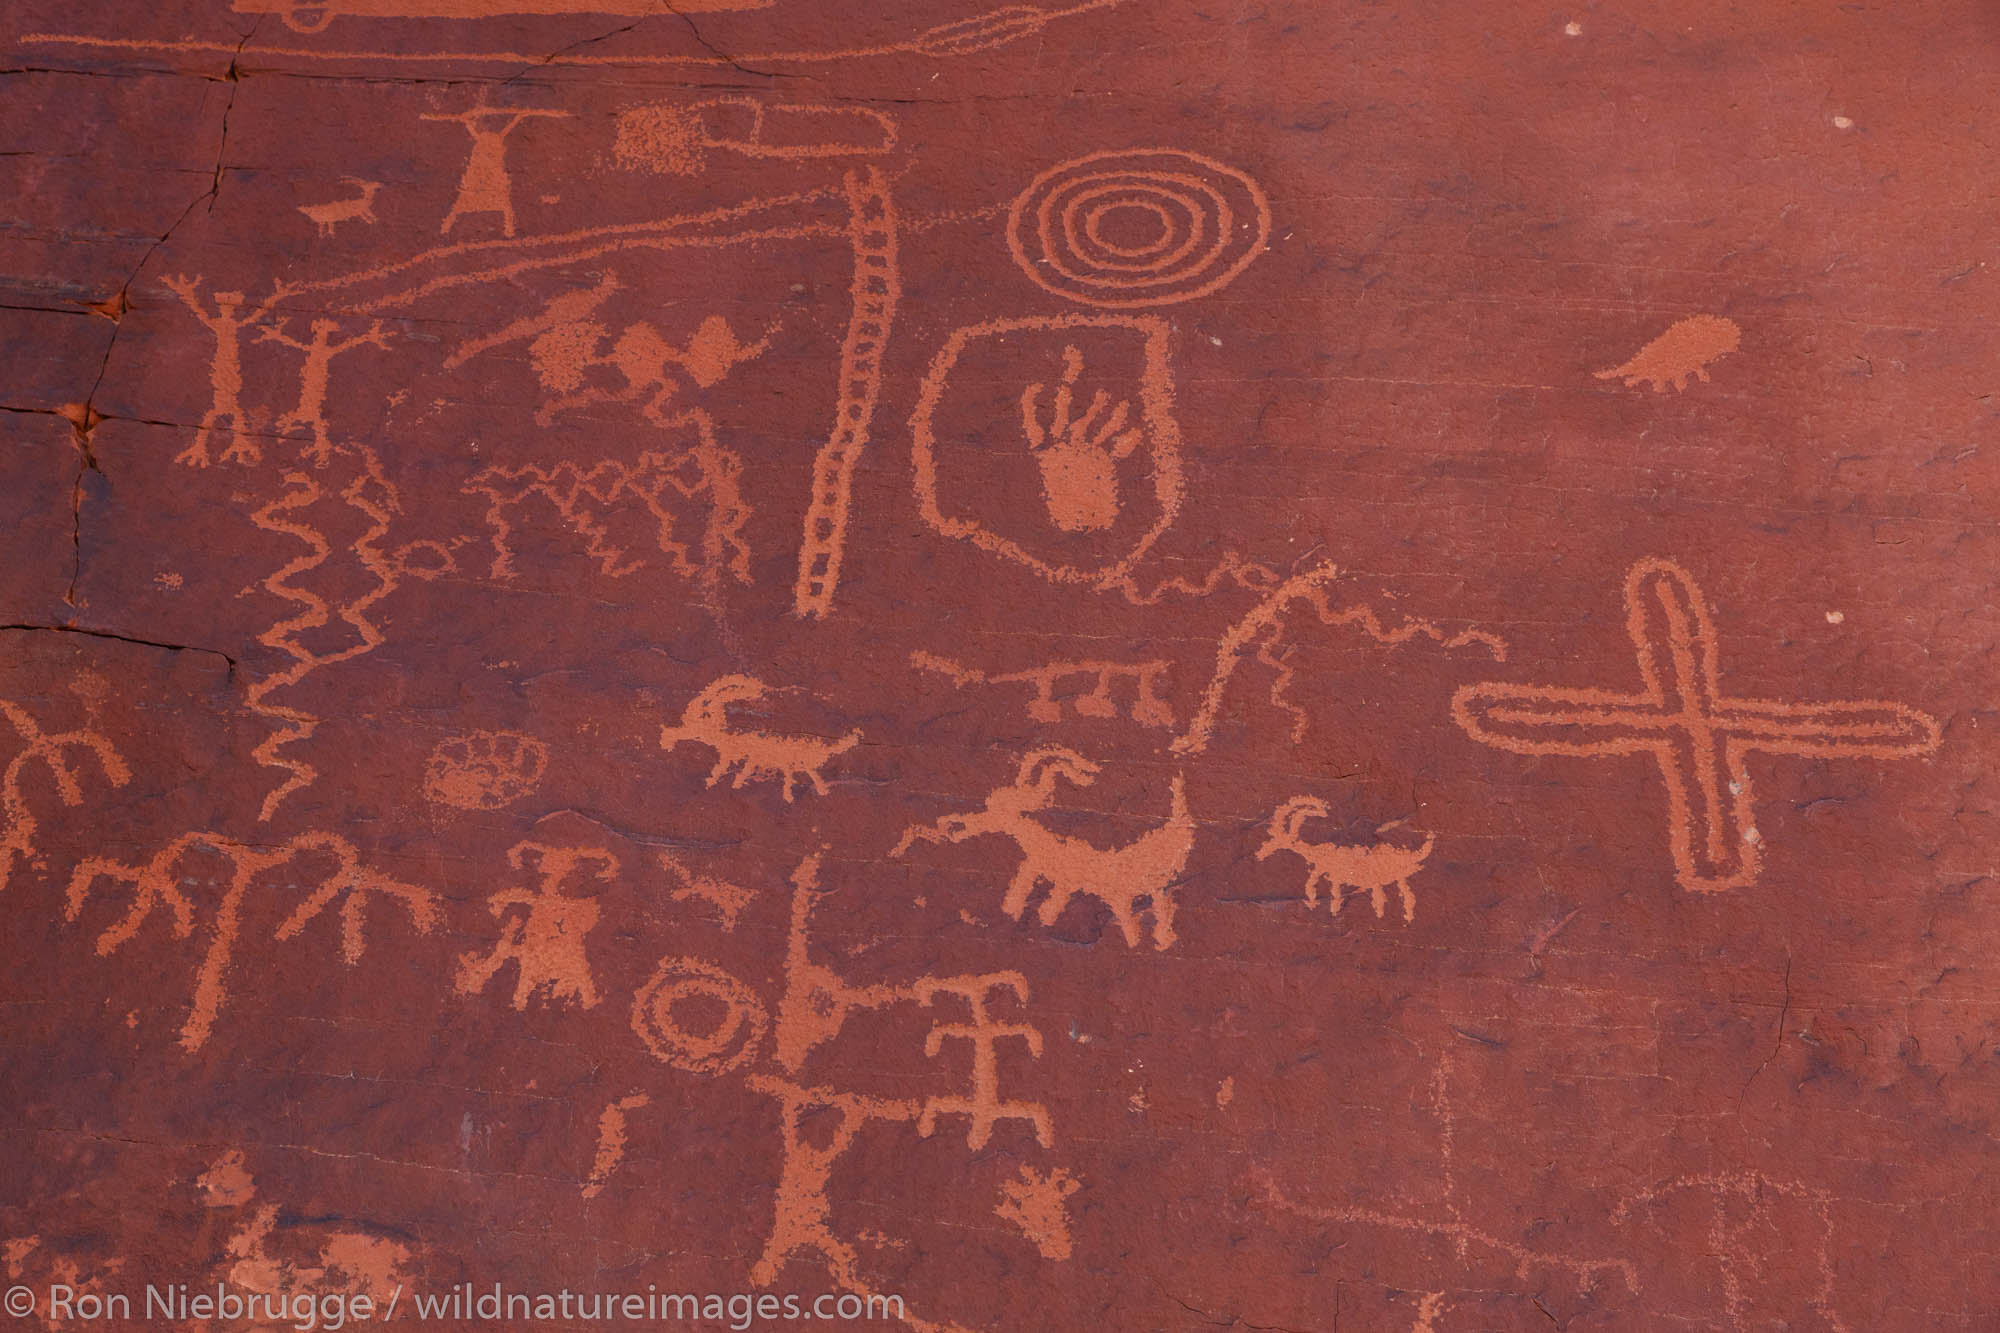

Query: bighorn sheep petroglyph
[[1256, 796, 1432, 923], [895, 746, 1189, 949]]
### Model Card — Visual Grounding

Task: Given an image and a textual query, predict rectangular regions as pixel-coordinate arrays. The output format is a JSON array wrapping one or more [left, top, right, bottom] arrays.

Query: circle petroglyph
[[631, 957, 770, 1075], [1007, 148, 1272, 308]]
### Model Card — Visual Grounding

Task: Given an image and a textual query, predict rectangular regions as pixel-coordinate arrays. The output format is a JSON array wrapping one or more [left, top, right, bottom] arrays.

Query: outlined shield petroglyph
[[911, 313, 1184, 589]]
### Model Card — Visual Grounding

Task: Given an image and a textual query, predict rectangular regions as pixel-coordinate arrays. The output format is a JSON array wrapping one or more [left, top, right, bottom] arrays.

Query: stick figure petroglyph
[[257, 317, 393, 465], [422, 105, 568, 238], [161, 275, 268, 467]]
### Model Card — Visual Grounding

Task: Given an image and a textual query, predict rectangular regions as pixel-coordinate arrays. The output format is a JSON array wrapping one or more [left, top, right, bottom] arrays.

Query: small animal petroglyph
[[297, 178, 382, 236], [895, 747, 1189, 950], [1595, 315, 1741, 392], [996, 1166, 1081, 1260], [659, 675, 860, 803], [1256, 797, 1433, 923]]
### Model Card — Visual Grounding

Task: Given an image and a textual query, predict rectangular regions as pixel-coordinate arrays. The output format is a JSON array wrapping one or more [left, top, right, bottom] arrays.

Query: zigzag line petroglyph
[[1175, 563, 1508, 756], [243, 448, 416, 821], [464, 422, 751, 603]]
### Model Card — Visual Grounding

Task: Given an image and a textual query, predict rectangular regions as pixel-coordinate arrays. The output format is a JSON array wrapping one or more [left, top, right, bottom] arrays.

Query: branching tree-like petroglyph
[[66, 833, 440, 1051]]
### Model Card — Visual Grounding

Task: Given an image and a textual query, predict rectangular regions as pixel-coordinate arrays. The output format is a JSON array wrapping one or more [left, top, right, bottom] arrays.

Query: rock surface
[[0, 3, 1992, 1329]]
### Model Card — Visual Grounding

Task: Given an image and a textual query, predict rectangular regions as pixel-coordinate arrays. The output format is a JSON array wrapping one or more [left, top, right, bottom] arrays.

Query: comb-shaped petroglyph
[[66, 832, 440, 1051], [1452, 556, 1941, 892], [658, 675, 861, 803], [455, 842, 612, 1011], [0, 700, 130, 892], [1595, 315, 1741, 392], [894, 747, 1188, 950], [1257, 798, 1434, 923], [911, 650, 1175, 728]]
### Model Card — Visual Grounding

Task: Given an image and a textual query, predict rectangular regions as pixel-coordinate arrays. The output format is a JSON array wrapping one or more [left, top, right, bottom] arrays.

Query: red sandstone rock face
[[0, 3, 1993, 1330]]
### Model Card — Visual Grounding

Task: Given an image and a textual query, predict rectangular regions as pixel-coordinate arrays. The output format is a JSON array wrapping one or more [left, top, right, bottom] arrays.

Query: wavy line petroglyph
[[1452, 557, 1941, 892], [245, 447, 448, 821], [1174, 562, 1507, 757]]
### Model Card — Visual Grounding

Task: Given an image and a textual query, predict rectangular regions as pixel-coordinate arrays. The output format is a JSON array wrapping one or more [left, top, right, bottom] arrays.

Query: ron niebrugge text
[[14, 1282, 907, 1327]]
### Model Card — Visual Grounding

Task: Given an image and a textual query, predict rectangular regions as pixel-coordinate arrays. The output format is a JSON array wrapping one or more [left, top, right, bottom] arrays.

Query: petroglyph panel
[[2, 2, 1992, 1330]]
